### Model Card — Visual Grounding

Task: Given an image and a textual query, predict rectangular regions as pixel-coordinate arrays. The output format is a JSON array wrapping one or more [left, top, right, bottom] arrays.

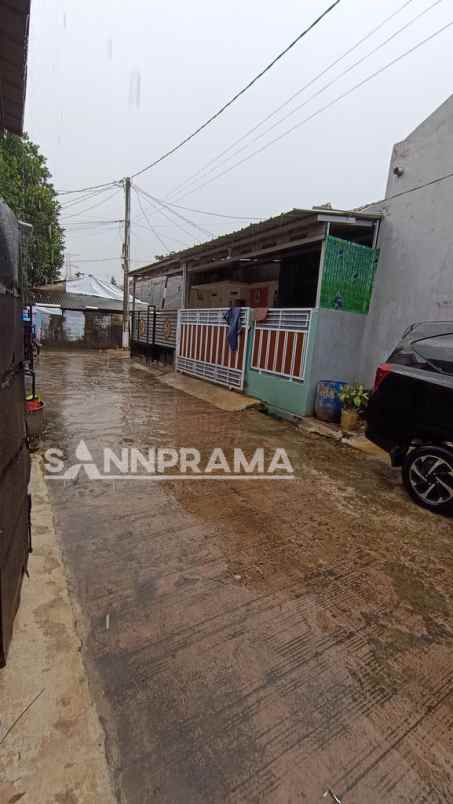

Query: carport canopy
[[0, 0, 31, 135]]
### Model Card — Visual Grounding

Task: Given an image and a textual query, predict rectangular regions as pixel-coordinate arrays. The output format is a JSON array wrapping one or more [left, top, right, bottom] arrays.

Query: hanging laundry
[[223, 306, 242, 352]]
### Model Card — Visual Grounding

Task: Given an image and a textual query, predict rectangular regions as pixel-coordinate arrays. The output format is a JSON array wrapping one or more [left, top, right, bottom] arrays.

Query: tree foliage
[[154, 251, 176, 262], [0, 132, 64, 285]]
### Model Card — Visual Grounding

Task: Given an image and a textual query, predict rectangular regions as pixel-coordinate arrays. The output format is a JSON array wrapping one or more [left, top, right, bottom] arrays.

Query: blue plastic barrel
[[315, 380, 347, 423]]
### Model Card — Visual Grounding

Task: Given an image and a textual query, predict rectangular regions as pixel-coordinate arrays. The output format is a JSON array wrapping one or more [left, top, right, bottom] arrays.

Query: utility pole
[[122, 176, 131, 349], [64, 252, 79, 281]]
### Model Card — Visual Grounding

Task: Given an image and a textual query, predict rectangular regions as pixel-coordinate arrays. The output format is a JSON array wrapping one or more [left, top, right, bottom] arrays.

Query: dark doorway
[[278, 248, 321, 308]]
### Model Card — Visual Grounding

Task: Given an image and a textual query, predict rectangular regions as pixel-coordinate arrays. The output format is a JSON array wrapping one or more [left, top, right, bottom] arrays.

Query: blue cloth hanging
[[223, 307, 242, 352]]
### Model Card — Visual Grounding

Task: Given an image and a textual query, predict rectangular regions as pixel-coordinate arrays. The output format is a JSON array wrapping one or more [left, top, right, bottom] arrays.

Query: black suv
[[366, 322, 453, 515]]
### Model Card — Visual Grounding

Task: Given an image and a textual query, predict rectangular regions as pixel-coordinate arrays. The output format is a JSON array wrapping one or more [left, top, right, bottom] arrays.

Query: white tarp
[[66, 275, 137, 302], [33, 305, 62, 342], [34, 304, 63, 316], [63, 310, 85, 341]]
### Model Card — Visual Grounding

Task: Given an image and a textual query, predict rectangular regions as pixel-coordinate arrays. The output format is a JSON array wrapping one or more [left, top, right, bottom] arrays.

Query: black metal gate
[[131, 306, 178, 358]]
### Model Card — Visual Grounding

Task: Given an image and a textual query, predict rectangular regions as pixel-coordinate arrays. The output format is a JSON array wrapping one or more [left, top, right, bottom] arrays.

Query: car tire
[[402, 445, 453, 515]]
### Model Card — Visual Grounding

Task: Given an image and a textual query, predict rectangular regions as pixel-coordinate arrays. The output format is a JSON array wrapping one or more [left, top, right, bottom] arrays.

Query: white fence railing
[[176, 308, 251, 390], [250, 308, 312, 382]]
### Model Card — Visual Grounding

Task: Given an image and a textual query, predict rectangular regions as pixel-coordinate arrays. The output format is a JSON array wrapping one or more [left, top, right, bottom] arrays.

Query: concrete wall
[[360, 93, 453, 385], [39, 310, 123, 349], [244, 313, 319, 419], [308, 309, 367, 411], [244, 309, 368, 419], [190, 280, 279, 309]]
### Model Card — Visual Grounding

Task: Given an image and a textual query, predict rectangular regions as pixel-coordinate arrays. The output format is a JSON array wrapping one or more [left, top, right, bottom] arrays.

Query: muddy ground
[[38, 351, 453, 803]]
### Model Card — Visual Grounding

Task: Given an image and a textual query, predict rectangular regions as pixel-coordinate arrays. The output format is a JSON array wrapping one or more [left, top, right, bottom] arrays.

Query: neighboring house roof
[[0, 0, 31, 135], [31, 274, 146, 310], [131, 206, 381, 279], [65, 275, 129, 301], [31, 290, 135, 312]]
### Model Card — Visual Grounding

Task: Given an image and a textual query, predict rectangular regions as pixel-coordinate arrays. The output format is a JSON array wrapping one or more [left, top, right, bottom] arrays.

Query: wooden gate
[[176, 308, 250, 389]]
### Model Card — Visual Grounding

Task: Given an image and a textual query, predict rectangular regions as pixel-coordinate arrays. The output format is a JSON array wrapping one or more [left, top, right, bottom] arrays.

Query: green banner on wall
[[320, 236, 379, 314]]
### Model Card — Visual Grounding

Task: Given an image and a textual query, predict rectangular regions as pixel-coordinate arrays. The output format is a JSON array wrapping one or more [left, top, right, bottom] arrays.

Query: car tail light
[[374, 362, 392, 391]]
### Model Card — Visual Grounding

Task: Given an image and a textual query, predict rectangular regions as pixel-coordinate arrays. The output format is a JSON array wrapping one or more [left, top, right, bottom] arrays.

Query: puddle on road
[[38, 351, 453, 595], [36, 351, 453, 803]]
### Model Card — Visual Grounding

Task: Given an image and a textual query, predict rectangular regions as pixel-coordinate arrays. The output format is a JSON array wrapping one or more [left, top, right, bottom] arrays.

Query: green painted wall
[[244, 312, 319, 419]]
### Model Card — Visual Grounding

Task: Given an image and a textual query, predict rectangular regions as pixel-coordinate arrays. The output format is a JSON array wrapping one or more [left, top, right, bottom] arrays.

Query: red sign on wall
[[249, 287, 269, 308]]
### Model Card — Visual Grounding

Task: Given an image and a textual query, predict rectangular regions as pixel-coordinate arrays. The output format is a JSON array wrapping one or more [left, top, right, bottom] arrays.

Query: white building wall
[[360, 94, 453, 385]]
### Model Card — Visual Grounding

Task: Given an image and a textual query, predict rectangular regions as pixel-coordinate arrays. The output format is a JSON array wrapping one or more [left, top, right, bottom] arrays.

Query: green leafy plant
[[338, 383, 369, 412], [0, 132, 64, 286]]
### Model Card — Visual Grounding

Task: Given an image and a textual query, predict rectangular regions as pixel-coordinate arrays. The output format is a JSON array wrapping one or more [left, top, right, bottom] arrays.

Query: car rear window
[[414, 333, 453, 374], [402, 322, 453, 340], [389, 325, 453, 375]]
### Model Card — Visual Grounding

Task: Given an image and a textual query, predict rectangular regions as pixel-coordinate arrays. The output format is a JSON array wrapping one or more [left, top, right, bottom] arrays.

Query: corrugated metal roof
[[131, 206, 381, 278], [0, 0, 31, 136]]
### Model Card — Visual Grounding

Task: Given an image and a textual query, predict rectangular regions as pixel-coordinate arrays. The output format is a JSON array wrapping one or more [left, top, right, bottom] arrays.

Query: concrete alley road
[[39, 351, 453, 803]]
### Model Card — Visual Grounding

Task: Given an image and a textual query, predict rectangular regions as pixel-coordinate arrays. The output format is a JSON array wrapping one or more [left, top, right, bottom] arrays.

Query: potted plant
[[338, 384, 369, 432], [25, 394, 45, 450]]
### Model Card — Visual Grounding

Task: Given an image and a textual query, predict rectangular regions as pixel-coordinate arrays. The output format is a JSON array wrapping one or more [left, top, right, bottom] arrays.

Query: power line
[[62, 222, 122, 230], [133, 220, 190, 248], [59, 186, 114, 210], [153, 199, 262, 221], [63, 220, 124, 230], [152, 196, 214, 238], [169, 0, 442, 200], [61, 218, 124, 226], [61, 188, 121, 219], [134, 184, 214, 239], [63, 221, 124, 229], [59, 191, 118, 217], [63, 226, 123, 238], [63, 226, 123, 234], [171, 20, 453, 202], [57, 181, 118, 196], [71, 256, 124, 262], [386, 168, 453, 201], [132, 220, 190, 230], [132, 221, 192, 229], [130, 1, 342, 179], [54, 3, 341, 195], [166, 0, 421, 199], [71, 255, 151, 263], [133, 187, 171, 252], [129, 168, 453, 260], [134, 189, 203, 243]]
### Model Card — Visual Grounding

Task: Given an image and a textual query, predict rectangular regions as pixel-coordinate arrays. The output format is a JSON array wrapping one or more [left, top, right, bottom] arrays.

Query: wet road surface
[[39, 351, 453, 803]]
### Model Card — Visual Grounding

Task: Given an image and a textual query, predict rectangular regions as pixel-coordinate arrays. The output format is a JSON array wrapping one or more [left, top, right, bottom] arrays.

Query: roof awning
[[131, 207, 381, 280], [0, 0, 31, 136]]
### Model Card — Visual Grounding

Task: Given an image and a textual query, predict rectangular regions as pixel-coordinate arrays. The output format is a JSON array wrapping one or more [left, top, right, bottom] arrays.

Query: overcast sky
[[26, 0, 452, 282]]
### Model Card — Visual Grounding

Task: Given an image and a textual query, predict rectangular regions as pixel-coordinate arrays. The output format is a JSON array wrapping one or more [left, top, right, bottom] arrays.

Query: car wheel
[[402, 445, 453, 515]]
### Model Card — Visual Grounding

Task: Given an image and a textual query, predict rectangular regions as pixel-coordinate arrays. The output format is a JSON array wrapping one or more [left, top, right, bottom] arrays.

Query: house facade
[[131, 208, 380, 418], [131, 94, 453, 418], [31, 275, 146, 349]]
